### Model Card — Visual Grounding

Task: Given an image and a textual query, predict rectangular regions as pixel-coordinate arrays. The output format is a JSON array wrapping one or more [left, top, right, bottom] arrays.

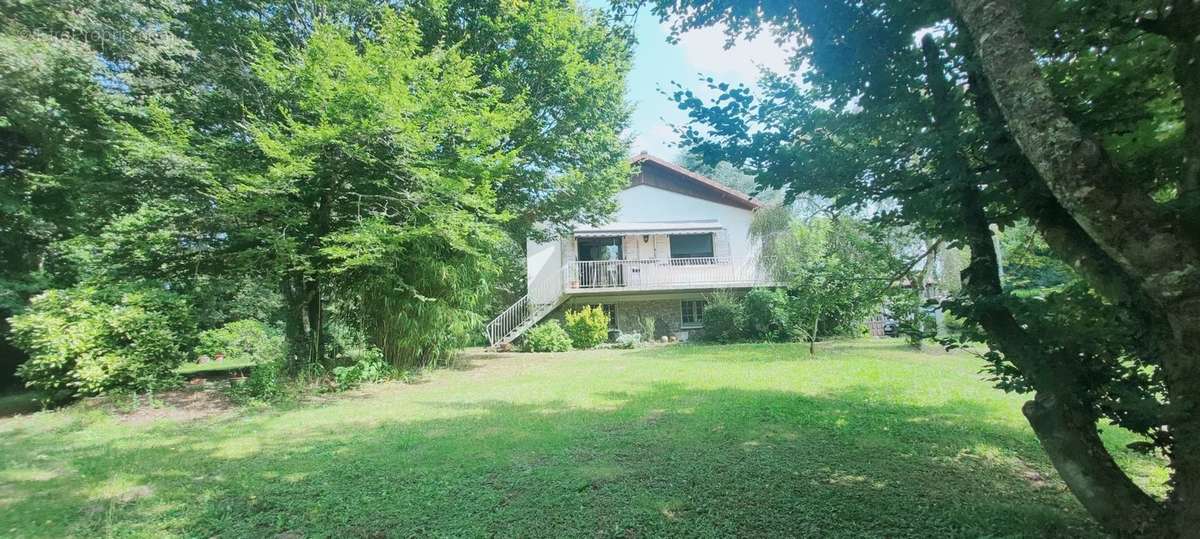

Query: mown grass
[[0, 340, 1167, 537], [176, 356, 256, 375]]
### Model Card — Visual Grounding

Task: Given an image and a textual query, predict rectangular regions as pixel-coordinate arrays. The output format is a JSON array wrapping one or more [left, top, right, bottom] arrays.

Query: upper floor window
[[669, 233, 714, 260]]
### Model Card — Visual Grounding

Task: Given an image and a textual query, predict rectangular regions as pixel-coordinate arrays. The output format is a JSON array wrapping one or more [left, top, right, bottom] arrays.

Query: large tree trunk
[[957, 193, 1165, 535], [282, 272, 325, 372], [920, 34, 1167, 534], [951, 0, 1200, 534]]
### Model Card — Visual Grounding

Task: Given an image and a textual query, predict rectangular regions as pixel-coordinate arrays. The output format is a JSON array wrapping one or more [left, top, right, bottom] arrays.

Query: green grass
[[0, 340, 1167, 537], [175, 356, 256, 375]]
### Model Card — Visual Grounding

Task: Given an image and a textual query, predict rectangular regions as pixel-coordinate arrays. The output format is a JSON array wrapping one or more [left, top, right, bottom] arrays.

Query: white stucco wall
[[613, 185, 758, 259], [526, 237, 563, 304], [525, 184, 760, 296]]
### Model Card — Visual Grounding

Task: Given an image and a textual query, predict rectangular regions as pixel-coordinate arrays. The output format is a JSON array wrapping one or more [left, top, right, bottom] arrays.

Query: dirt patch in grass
[[114, 384, 237, 425]]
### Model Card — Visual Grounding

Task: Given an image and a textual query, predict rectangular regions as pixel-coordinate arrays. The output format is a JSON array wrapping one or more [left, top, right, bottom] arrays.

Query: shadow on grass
[[0, 382, 1104, 538]]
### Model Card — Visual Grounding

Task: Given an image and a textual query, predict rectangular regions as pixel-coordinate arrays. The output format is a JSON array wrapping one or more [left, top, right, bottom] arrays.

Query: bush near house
[[524, 320, 572, 353], [700, 291, 746, 343], [743, 288, 794, 342], [638, 316, 658, 341], [564, 306, 609, 349]]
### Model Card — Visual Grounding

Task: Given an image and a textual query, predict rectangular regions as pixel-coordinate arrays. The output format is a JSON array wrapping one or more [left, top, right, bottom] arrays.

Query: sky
[[594, 3, 794, 160]]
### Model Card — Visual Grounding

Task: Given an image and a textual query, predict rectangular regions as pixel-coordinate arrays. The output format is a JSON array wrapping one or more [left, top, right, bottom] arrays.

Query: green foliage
[[758, 216, 898, 340], [227, 359, 285, 405], [227, 15, 524, 369], [614, 332, 642, 349], [638, 316, 658, 341], [563, 306, 609, 349], [196, 320, 284, 365], [331, 348, 391, 391], [743, 288, 794, 342], [999, 221, 1073, 293], [524, 320, 573, 353], [887, 291, 937, 347], [408, 0, 634, 238], [0, 0, 633, 388], [9, 284, 196, 401], [699, 291, 745, 343]]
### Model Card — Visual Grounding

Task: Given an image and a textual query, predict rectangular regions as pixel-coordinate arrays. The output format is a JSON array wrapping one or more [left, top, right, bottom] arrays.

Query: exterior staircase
[[485, 269, 566, 348]]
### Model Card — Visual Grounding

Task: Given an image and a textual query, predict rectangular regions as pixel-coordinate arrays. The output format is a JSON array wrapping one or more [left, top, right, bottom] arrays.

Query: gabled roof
[[629, 152, 763, 211]]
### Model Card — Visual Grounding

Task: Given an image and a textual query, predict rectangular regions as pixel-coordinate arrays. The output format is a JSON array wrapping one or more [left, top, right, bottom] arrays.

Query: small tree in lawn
[[757, 214, 896, 354]]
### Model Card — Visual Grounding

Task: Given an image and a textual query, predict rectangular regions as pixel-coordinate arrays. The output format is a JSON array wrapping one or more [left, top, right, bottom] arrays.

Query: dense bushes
[[700, 291, 746, 343], [564, 306, 609, 349], [9, 284, 197, 401], [699, 287, 875, 345], [525, 321, 572, 352], [196, 320, 284, 365], [743, 288, 793, 341]]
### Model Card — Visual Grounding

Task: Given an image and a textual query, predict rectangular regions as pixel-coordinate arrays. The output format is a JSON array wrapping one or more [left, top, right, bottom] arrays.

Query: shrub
[[615, 332, 641, 349], [638, 316, 658, 341], [331, 347, 390, 391], [196, 320, 284, 365], [563, 305, 609, 349], [227, 358, 284, 404], [700, 291, 745, 343], [524, 320, 572, 352], [743, 288, 793, 342], [10, 284, 197, 401]]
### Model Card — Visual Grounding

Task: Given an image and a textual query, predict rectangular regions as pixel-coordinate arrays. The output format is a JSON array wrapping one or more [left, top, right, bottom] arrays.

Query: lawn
[[0, 340, 1167, 538]]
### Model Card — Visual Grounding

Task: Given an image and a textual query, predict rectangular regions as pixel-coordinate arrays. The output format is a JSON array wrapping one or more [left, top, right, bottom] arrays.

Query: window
[[669, 233, 714, 260], [681, 300, 706, 328]]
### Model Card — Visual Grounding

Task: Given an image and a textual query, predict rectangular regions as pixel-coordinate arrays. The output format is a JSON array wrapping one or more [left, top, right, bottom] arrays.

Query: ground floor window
[[681, 300, 706, 328]]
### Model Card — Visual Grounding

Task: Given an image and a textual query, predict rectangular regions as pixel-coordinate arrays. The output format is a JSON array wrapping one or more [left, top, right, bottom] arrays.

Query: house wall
[[525, 237, 563, 304], [532, 292, 714, 342], [614, 184, 755, 259], [526, 183, 759, 296]]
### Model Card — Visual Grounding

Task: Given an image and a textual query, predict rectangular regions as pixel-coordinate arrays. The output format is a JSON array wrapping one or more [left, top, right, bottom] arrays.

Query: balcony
[[562, 257, 776, 294]]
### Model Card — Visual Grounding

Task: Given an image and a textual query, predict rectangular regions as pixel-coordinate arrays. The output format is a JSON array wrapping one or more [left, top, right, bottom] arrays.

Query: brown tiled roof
[[629, 153, 763, 210]]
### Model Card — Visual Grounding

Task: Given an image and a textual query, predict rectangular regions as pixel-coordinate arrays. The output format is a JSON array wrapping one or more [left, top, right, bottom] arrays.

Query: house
[[485, 153, 778, 347]]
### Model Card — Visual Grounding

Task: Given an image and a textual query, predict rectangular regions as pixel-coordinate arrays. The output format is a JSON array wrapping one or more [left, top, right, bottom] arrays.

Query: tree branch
[[950, 0, 1200, 305]]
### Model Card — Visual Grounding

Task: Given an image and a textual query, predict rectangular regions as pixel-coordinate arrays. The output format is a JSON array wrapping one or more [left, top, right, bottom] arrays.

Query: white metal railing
[[485, 269, 564, 346], [562, 257, 776, 292]]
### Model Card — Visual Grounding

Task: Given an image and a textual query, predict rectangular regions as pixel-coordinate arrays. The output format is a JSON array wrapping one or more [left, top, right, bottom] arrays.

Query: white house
[[486, 153, 777, 347]]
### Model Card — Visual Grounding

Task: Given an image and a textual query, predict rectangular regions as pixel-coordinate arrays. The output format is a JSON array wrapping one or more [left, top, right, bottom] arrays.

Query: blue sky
[[589, 2, 793, 160]]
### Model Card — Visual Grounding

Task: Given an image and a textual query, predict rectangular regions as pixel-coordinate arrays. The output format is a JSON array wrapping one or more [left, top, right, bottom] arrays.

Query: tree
[[3, 0, 634, 388], [634, 0, 1199, 534], [754, 212, 901, 354], [0, 0, 201, 385], [219, 15, 522, 370], [180, 0, 634, 239]]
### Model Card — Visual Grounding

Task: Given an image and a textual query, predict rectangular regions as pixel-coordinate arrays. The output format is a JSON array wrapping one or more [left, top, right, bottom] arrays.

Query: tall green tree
[[180, 0, 633, 237], [223, 15, 523, 369], [0, 0, 200, 384], [633, 0, 1200, 534]]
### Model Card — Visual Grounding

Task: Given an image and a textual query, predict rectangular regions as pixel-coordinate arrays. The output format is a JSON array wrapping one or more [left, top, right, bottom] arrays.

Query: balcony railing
[[562, 257, 776, 293]]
